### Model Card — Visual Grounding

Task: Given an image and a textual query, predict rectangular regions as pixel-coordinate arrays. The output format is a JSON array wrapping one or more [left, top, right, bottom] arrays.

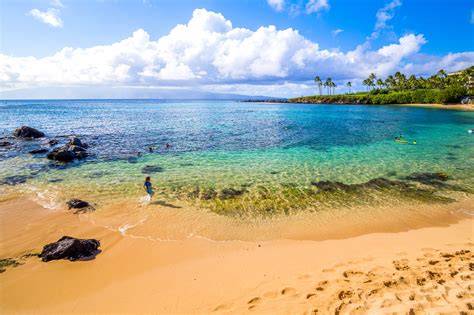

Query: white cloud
[[369, 0, 402, 40], [331, 29, 343, 36], [2, 8, 473, 96], [50, 0, 64, 8], [305, 0, 329, 14], [28, 8, 63, 28], [267, 0, 285, 12]]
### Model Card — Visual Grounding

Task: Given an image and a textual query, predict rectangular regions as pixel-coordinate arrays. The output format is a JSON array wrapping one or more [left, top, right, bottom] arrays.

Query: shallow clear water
[[1, 100, 473, 215]]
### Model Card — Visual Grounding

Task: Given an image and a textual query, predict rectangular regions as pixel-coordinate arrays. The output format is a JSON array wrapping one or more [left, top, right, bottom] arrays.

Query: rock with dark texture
[[69, 136, 88, 148], [141, 165, 164, 173], [66, 199, 94, 213], [219, 187, 246, 199], [29, 148, 49, 154], [13, 126, 45, 139], [310, 180, 351, 192], [405, 172, 449, 185], [48, 139, 59, 146], [47, 148, 77, 162], [0, 175, 30, 185], [39, 236, 100, 262], [0, 141, 12, 147]]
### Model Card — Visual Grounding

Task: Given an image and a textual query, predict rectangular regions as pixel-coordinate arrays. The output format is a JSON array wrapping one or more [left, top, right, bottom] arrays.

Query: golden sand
[[0, 197, 473, 314]]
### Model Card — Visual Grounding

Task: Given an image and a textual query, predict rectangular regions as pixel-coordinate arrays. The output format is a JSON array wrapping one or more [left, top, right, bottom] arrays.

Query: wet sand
[[0, 197, 473, 314]]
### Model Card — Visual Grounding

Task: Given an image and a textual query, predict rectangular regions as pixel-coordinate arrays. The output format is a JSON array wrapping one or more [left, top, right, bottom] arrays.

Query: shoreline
[[1, 197, 473, 314], [248, 99, 474, 111]]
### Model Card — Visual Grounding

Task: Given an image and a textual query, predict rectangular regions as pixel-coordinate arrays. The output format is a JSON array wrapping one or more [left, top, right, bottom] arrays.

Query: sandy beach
[[1, 197, 472, 314]]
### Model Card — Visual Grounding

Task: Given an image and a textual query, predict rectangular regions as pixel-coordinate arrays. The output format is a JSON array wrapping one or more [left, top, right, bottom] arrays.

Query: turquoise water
[[1, 100, 473, 215]]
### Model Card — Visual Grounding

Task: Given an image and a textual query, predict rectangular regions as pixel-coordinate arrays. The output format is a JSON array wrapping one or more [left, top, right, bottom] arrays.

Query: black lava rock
[[66, 199, 92, 210], [39, 236, 100, 262], [13, 126, 45, 139]]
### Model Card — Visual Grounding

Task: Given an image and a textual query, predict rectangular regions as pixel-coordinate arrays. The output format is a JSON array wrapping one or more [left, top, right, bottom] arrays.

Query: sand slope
[[0, 199, 472, 314]]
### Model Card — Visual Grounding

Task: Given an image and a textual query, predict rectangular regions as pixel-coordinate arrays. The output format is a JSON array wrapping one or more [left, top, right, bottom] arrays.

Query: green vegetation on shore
[[291, 67, 473, 105]]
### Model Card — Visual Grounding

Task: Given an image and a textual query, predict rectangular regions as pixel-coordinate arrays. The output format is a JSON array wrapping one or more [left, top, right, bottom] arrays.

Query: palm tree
[[394, 72, 406, 90], [376, 78, 385, 90], [366, 73, 376, 91], [331, 81, 337, 95], [346, 81, 352, 94], [385, 75, 396, 90], [314, 76, 322, 95], [325, 78, 333, 95], [407, 75, 418, 90], [362, 79, 370, 92]]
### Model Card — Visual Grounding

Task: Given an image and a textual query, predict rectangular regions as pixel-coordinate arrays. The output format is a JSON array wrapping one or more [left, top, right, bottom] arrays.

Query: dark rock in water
[[311, 177, 411, 193], [46, 136, 89, 162], [0, 141, 12, 147], [219, 187, 245, 199], [48, 178, 63, 183], [386, 171, 397, 177], [405, 172, 449, 184], [39, 236, 100, 262], [47, 148, 76, 162], [13, 126, 45, 139], [29, 148, 49, 154], [66, 199, 94, 213], [127, 156, 138, 163], [69, 136, 88, 148], [48, 139, 59, 146], [269, 171, 280, 175], [141, 165, 164, 173], [310, 180, 351, 192], [200, 188, 217, 200], [0, 175, 30, 185]]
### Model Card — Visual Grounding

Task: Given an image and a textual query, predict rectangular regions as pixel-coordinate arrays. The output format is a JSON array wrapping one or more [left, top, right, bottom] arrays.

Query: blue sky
[[0, 0, 473, 98]]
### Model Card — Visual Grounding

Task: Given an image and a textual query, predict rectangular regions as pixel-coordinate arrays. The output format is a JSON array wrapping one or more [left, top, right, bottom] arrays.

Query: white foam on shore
[[26, 185, 61, 210]]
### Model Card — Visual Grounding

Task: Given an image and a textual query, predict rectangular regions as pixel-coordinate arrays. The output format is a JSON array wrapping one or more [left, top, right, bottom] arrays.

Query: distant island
[[245, 67, 474, 107]]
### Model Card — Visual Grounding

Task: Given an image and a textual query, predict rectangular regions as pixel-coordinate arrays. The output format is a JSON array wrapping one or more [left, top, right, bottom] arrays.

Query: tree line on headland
[[291, 66, 473, 105]]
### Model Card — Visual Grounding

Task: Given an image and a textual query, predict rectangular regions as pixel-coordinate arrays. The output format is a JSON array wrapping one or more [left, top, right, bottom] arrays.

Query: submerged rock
[[0, 175, 31, 185], [311, 177, 412, 193], [141, 165, 164, 173], [68, 136, 88, 148], [13, 126, 45, 139], [29, 148, 49, 154], [48, 139, 59, 146], [200, 188, 217, 200], [66, 199, 94, 213], [0, 141, 12, 147], [219, 187, 246, 200], [39, 236, 100, 262], [405, 172, 449, 184]]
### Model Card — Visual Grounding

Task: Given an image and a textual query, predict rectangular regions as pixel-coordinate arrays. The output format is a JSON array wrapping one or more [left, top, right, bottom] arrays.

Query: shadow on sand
[[150, 200, 182, 209]]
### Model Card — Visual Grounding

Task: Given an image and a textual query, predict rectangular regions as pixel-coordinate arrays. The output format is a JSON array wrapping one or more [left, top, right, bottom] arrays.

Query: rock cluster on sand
[[47, 136, 89, 162], [13, 126, 45, 139], [39, 236, 100, 262]]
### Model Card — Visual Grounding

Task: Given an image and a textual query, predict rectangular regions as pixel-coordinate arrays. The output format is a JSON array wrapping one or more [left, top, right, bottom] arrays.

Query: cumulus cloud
[[267, 0, 285, 12], [2, 8, 472, 95], [305, 0, 329, 14], [28, 8, 63, 28]]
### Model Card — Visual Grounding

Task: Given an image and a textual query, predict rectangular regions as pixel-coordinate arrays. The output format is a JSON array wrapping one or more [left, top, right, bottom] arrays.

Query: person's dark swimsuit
[[144, 181, 153, 195]]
